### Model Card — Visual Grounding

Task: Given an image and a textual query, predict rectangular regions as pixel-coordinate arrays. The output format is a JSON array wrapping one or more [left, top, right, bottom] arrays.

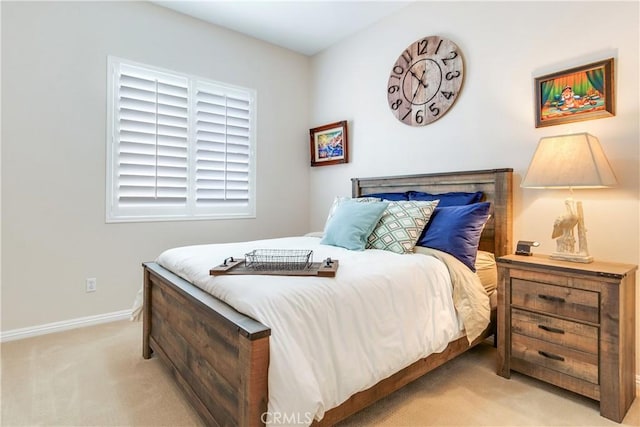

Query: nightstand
[[496, 254, 637, 423]]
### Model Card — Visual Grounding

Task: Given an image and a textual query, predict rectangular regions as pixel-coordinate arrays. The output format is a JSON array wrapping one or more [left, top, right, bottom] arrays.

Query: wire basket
[[244, 249, 313, 271]]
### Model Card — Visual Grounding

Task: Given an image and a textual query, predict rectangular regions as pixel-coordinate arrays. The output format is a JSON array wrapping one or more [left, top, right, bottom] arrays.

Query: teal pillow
[[323, 196, 380, 232], [321, 201, 389, 251]]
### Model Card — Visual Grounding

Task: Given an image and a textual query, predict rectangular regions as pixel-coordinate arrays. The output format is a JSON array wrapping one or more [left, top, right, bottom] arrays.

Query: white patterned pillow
[[367, 200, 439, 254]]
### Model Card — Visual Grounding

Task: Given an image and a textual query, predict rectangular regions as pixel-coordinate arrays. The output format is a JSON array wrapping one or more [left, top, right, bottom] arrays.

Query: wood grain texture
[[511, 279, 599, 324], [496, 254, 637, 423], [239, 335, 269, 427], [142, 268, 152, 360], [143, 263, 270, 426], [143, 169, 514, 426], [511, 308, 598, 354], [496, 263, 511, 378], [511, 334, 598, 383]]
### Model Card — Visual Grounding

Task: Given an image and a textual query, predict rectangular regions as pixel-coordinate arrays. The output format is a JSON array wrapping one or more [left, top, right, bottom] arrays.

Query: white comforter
[[156, 236, 471, 426]]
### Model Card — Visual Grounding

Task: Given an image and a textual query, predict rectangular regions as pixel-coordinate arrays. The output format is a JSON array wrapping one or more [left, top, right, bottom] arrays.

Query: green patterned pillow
[[367, 200, 439, 254]]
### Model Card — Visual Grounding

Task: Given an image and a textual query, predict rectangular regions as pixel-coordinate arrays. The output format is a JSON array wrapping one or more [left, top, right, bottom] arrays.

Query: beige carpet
[[1, 320, 638, 426]]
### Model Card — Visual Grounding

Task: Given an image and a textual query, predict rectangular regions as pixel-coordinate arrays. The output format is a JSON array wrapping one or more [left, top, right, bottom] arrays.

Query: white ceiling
[[151, 1, 412, 56]]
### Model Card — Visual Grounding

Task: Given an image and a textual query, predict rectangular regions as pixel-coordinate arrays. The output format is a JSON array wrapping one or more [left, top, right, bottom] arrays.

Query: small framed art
[[534, 58, 614, 128], [309, 120, 348, 167]]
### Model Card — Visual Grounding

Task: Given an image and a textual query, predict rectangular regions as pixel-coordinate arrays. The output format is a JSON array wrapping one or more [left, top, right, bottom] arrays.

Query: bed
[[142, 168, 513, 426]]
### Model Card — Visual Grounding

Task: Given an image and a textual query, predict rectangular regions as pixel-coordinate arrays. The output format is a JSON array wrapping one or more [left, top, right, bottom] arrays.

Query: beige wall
[[308, 2, 639, 380], [1, 1, 311, 330]]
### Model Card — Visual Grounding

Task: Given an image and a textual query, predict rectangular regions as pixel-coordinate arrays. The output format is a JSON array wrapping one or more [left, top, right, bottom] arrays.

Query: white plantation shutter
[[107, 57, 256, 222], [195, 83, 252, 208], [117, 65, 189, 208]]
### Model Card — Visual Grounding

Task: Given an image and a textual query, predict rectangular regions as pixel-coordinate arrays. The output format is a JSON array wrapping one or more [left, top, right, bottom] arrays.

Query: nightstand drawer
[[512, 334, 599, 384], [511, 308, 598, 354], [511, 279, 599, 323]]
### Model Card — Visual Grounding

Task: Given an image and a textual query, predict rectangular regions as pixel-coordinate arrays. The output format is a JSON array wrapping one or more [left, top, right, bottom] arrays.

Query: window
[[106, 57, 256, 222]]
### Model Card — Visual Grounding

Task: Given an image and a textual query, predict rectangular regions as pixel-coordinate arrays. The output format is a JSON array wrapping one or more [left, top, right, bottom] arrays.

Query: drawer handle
[[538, 294, 566, 303], [538, 324, 565, 334], [538, 350, 565, 362]]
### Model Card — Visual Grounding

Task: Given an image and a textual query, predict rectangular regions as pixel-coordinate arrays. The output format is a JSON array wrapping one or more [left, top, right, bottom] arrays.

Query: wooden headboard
[[352, 168, 513, 257]]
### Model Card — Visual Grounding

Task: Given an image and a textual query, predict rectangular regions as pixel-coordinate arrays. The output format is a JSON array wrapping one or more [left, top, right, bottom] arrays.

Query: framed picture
[[534, 58, 614, 128], [309, 120, 348, 167]]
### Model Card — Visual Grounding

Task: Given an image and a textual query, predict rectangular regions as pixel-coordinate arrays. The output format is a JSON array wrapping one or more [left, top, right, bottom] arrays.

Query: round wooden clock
[[387, 36, 464, 126]]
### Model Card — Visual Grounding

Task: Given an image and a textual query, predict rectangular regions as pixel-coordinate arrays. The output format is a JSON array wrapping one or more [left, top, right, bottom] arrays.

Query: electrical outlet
[[86, 278, 97, 293]]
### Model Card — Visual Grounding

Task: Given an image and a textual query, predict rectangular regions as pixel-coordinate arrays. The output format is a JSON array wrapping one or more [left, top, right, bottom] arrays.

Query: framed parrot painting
[[534, 58, 614, 128]]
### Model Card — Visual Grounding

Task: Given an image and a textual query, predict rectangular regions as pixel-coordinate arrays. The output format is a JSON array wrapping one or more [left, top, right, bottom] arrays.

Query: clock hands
[[409, 69, 428, 89], [411, 84, 421, 103], [403, 69, 427, 122], [409, 69, 428, 104]]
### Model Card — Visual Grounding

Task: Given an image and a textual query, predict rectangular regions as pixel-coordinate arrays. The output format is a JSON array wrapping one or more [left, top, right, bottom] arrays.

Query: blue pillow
[[416, 202, 491, 271], [407, 191, 483, 207], [363, 192, 408, 201], [321, 200, 389, 251]]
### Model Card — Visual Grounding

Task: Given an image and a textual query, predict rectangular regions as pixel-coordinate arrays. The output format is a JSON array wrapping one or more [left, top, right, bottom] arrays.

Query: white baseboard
[[0, 309, 132, 343]]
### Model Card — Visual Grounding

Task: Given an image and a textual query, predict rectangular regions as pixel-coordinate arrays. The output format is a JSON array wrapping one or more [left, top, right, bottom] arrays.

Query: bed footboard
[[143, 262, 271, 427]]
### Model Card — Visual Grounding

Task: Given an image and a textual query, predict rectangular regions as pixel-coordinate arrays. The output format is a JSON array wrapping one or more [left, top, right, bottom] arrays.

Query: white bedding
[[156, 236, 482, 426]]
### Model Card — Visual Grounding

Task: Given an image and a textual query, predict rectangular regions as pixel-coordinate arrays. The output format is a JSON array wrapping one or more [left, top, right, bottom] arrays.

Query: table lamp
[[521, 132, 617, 263]]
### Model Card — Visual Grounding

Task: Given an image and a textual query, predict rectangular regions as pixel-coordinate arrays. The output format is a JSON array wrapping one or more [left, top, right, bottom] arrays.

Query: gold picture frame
[[534, 58, 614, 128]]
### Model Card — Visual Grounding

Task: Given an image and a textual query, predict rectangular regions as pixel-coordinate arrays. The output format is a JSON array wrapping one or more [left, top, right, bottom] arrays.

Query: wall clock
[[387, 36, 464, 126]]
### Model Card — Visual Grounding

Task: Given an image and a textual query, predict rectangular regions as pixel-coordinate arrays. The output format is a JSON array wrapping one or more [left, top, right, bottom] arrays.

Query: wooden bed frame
[[142, 168, 513, 427]]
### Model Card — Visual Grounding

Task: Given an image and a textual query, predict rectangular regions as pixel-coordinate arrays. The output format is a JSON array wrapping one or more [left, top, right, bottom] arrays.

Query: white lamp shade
[[521, 132, 617, 189]]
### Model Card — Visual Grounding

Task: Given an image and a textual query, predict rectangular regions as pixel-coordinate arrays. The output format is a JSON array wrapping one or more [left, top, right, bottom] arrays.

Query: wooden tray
[[210, 257, 338, 277]]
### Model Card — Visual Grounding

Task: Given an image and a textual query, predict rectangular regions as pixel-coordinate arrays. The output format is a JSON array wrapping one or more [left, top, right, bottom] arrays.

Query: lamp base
[[550, 252, 594, 263]]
